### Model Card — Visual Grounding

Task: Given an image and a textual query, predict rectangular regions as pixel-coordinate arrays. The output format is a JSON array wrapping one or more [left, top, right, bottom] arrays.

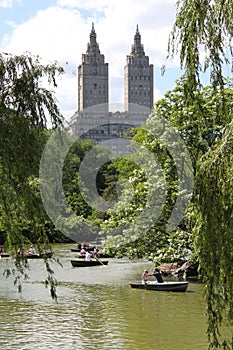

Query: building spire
[[87, 22, 100, 54], [130, 25, 144, 56]]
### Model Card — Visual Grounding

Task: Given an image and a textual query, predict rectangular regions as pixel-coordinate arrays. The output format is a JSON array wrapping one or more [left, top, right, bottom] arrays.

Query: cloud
[[0, 0, 22, 8], [57, 0, 110, 11], [1, 0, 179, 121]]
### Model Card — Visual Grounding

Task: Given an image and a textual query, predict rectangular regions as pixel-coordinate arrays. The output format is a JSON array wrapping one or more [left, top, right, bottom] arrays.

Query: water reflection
[[0, 244, 211, 349]]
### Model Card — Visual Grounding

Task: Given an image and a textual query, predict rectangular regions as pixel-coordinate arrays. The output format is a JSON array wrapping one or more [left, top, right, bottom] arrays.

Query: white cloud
[[0, 0, 22, 8], [1, 0, 179, 121], [57, 0, 110, 11]]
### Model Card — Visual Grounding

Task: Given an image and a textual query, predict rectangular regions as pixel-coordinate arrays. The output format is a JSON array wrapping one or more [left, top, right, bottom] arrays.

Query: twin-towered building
[[68, 24, 154, 146]]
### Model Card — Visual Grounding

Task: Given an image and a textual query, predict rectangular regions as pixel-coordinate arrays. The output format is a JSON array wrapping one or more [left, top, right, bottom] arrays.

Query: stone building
[[124, 24, 153, 113], [68, 24, 154, 148], [78, 23, 108, 114]]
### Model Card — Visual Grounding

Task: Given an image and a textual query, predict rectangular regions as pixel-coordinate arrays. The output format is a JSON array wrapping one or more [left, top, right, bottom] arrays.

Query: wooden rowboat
[[71, 259, 108, 267], [0, 254, 10, 258], [130, 281, 189, 292], [25, 252, 53, 259], [75, 253, 111, 258], [71, 246, 95, 252]]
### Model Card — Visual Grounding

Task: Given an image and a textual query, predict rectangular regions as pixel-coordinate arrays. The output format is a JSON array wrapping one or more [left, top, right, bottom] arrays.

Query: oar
[[95, 256, 104, 265]]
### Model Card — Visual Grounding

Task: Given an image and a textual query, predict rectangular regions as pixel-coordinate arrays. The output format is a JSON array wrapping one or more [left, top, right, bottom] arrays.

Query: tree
[[195, 121, 233, 349], [62, 138, 95, 219], [154, 78, 233, 172], [99, 122, 190, 261], [167, 1, 233, 348], [167, 0, 232, 94], [0, 52, 64, 298]]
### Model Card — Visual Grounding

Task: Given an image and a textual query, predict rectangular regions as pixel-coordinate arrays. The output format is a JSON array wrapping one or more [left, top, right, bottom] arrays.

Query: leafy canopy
[[167, 0, 233, 348], [0, 52, 64, 298]]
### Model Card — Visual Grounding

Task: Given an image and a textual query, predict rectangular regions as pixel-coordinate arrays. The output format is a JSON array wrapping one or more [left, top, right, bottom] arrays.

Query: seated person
[[17, 248, 24, 256], [151, 268, 164, 283], [141, 270, 149, 284], [93, 247, 100, 258], [80, 248, 86, 256], [85, 250, 92, 262], [28, 246, 36, 255]]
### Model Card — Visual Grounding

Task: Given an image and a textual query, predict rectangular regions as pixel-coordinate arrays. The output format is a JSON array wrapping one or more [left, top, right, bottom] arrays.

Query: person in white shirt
[[28, 246, 36, 255], [85, 250, 92, 261], [80, 248, 86, 257]]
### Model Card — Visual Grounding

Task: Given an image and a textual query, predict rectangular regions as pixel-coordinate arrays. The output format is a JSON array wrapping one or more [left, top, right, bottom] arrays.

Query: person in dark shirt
[[151, 268, 164, 283]]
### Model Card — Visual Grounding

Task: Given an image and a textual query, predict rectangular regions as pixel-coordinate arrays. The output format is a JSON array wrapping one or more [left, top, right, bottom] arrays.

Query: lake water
[[0, 243, 219, 349]]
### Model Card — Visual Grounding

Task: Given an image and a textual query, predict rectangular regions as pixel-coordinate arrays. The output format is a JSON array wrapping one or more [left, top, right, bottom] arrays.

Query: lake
[[0, 243, 214, 349]]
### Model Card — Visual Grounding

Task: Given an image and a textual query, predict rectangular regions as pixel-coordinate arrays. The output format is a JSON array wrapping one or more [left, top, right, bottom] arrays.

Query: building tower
[[124, 25, 154, 113], [78, 23, 109, 114]]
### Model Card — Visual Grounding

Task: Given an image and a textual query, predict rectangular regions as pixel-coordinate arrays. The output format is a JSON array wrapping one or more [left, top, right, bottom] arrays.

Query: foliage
[[167, 0, 233, 347], [154, 79, 233, 172], [194, 122, 233, 349], [0, 52, 64, 299], [100, 80, 233, 266], [62, 138, 94, 219], [63, 140, 120, 224], [167, 0, 233, 94], [99, 125, 184, 261]]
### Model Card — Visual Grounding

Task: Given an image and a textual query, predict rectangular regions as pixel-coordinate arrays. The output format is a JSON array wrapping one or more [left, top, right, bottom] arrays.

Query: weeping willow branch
[[195, 121, 233, 349]]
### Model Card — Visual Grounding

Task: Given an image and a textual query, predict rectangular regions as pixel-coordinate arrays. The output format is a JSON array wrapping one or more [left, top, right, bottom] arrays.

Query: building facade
[[124, 25, 153, 113], [68, 24, 154, 147], [78, 23, 108, 115]]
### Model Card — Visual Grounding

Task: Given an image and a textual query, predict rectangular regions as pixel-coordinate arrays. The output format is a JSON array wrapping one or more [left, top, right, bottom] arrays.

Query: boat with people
[[75, 252, 111, 258], [71, 247, 96, 253], [129, 281, 189, 292], [71, 259, 108, 267]]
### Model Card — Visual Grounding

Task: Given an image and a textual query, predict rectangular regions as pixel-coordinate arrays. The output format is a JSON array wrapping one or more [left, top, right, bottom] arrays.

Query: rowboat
[[71, 246, 95, 252], [75, 253, 111, 258], [71, 259, 108, 267], [129, 281, 189, 292], [25, 252, 53, 259]]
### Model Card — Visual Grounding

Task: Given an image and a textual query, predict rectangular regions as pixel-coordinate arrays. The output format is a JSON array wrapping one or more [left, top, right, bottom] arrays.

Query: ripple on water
[[0, 249, 221, 349]]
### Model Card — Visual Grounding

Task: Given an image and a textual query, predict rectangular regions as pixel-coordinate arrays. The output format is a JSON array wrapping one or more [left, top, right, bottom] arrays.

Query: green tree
[[100, 80, 233, 264], [195, 121, 233, 349], [0, 52, 64, 298], [62, 138, 95, 219], [167, 0, 232, 94], [99, 127, 184, 261], [167, 1, 233, 348], [154, 78, 233, 172]]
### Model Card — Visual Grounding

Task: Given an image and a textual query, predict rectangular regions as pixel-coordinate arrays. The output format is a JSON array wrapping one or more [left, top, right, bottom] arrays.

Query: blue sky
[[0, 0, 183, 122]]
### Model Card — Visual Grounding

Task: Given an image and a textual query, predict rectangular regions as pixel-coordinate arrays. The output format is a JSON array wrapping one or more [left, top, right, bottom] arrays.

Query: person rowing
[[149, 268, 164, 283]]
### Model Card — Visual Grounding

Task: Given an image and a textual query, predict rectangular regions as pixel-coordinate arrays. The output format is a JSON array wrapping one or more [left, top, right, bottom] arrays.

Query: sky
[[0, 0, 183, 124]]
